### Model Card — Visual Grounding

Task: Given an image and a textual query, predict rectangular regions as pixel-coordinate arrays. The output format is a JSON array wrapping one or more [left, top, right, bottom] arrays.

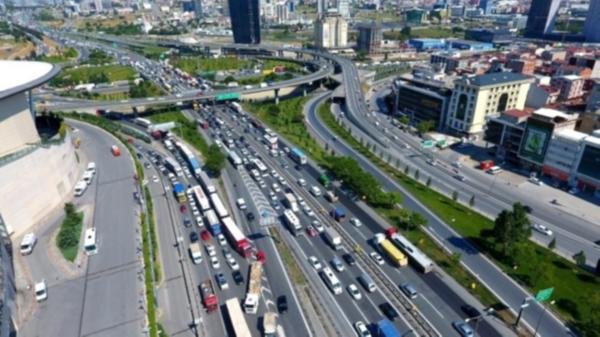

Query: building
[[575, 133, 600, 193], [541, 49, 567, 62], [585, 0, 600, 43], [568, 56, 600, 79], [447, 39, 494, 52], [449, 5, 464, 17], [506, 58, 536, 75], [524, 0, 560, 38], [464, 28, 513, 44], [542, 129, 587, 184], [193, 0, 203, 18], [356, 22, 382, 54], [228, 0, 261, 44], [336, 0, 350, 18], [430, 53, 469, 74], [518, 108, 578, 168], [0, 215, 16, 337], [314, 12, 347, 48], [587, 79, 600, 113], [484, 109, 533, 165], [446, 72, 533, 136], [479, 0, 492, 15], [550, 75, 584, 100], [526, 84, 560, 108], [93, 0, 102, 11], [275, 1, 289, 24], [408, 38, 446, 51], [404, 8, 426, 25], [391, 76, 453, 130]]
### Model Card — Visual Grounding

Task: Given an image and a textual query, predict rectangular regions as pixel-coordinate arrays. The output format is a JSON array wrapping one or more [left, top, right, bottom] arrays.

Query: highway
[[306, 94, 577, 337], [21, 121, 144, 337]]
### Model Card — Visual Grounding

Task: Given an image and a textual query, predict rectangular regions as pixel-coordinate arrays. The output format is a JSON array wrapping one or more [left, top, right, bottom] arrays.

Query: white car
[[152, 175, 159, 183], [370, 251, 384, 265], [196, 217, 204, 227], [533, 223, 553, 236], [34, 280, 48, 302], [297, 178, 307, 186], [210, 256, 220, 269], [354, 321, 372, 337], [272, 183, 281, 193], [308, 256, 322, 270], [304, 208, 316, 217], [312, 220, 325, 233], [529, 177, 543, 186], [347, 284, 362, 300], [217, 234, 227, 246], [227, 257, 240, 271], [349, 218, 362, 227], [205, 244, 216, 257]]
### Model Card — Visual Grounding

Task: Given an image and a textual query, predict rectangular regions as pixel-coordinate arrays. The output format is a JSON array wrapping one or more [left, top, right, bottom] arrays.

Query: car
[[343, 253, 357, 266], [370, 251, 384, 265], [246, 212, 256, 221], [34, 280, 48, 302], [529, 177, 543, 185], [222, 247, 233, 260], [183, 217, 192, 228], [452, 161, 463, 168], [331, 256, 345, 272], [349, 218, 362, 227], [452, 320, 474, 337], [306, 225, 318, 237], [379, 302, 399, 321], [217, 234, 227, 246], [354, 321, 371, 337], [210, 256, 220, 269], [303, 207, 315, 217], [189, 231, 199, 243], [523, 205, 533, 213], [215, 273, 229, 290], [426, 158, 437, 166], [227, 257, 240, 271], [400, 283, 418, 299], [312, 220, 325, 233], [532, 223, 553, 236], [232, 270, 244, 285], [272, 183, 281, 193], [454, 174, 467, 182], [200, 230, 211, 241], [196, 217, 204, 227], [205, 244, 216, 257], [152, 175, 159, 183], [460, 304, 481, 319], [308, 256, 322, 270], [277, 295, 288, 313], [297, 178, 307, 186], [347, 284, 362, 300]]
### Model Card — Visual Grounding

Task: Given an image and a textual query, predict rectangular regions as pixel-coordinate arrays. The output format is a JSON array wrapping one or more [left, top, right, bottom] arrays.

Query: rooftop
[[555, 129, 588, 142], [534, 108, 577, 121], [503, 108, 534, 119], [459, 72, 532, 87], [0, 61, 60, 100]]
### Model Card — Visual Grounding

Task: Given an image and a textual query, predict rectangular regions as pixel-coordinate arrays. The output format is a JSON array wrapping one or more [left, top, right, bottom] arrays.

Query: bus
[[225, 298, 252, 337], [282, 209, 301, 235], [386, 228, 434, 273], [320, 267, 343, 295], [289, 148, 307, 165], [83, 227, 98, 255], [252, 158, 268, 173], [192, 186, 211, 211], [228, 150, 242, 167], [176, 141, 201, 173], [164, 157, 182, 175], [243, 262, 263, 314], [134, 117, 152, 128], [374, 233, 408, 267], [210, 193, 229, 219], [197, 170, 217, 195]]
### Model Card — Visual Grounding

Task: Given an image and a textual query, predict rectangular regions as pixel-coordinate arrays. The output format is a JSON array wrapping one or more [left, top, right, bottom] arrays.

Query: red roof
[[539, 85, 560, 94], [503, 108, 534, 118]]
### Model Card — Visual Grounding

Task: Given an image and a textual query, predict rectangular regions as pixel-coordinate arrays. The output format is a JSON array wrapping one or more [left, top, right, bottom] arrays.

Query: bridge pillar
[[278, 50, 283, 57], [274, 88, 280, 105], [302, 85, 307, 97]]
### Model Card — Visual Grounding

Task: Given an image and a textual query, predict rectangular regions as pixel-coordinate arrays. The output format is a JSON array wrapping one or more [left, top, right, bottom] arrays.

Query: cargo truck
[[262, 312, 277, 337], [244, 262, 263, 314], [377, 319, 401, 337], [324, 227, 342, 250], [283, 209, 301, 235], [172, 182, 187, 202], [199, 279, 218, 313], [189, 242, 203, 264], [283, 193, 299, 212], [330, 207, 346, 221], [373, 233, 408, 267], [204, 210, 222, 236]]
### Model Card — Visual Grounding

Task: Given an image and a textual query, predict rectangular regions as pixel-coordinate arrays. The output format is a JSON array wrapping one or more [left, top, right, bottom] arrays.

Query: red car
[[256, 250, 266, 264], [200, 229, 211, 241], [306, 225, 318, 237], [180, 204, 187, 213]]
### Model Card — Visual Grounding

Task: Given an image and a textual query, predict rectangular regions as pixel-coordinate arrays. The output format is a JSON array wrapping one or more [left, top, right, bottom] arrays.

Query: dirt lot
[[0, 40, 35, 59]]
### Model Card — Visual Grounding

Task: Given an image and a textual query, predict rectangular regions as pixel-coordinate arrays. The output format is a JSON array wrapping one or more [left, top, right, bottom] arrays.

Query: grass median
[[268, 227, 306, 286], [56, 203, 84, 262], [318, 102, 600, 335], [149, 111, 209, 155]]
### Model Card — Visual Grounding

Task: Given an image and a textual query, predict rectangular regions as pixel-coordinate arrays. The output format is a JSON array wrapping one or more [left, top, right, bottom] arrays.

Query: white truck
[[262, 312, 277, 337], [283, 193, 299, 213], [324, 227, 342, 250], [243, 262, 263, 314], [189, 242, 203, 264]]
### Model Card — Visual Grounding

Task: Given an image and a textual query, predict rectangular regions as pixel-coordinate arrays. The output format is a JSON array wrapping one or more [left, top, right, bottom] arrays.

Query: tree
[[224, 75, 236, 83], [492, 203, 532, 256], [408, 211, 427, 229], [404, 165, 410, 175], [492, 210, 514, 255], [414, 169, 420, 180], [267, 104, 280, 116], [469, 195, 475, 207], [398, 115, 410, 125], [426, 177, 432, 187], [548, 238, 556, 250], [452, 190, 459, 202], [574, 250, 587, 266], [401, 26, 412, 38], [204, 144, 226, 175], [390, 208, 411, 230], [416, 120, 436, 135]]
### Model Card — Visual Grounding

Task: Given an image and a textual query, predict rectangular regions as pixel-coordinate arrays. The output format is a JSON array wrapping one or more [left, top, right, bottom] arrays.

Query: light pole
[[515, 297, 531, 328]]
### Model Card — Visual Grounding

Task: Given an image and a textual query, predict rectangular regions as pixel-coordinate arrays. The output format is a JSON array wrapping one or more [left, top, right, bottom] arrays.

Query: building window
[[456, 93, 468, 121], [497, 93, 509, 112]]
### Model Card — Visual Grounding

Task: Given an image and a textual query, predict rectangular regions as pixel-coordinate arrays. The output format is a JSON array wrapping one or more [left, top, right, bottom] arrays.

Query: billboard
[[577, 144, 600, 181], [519, 122, 552, 164]]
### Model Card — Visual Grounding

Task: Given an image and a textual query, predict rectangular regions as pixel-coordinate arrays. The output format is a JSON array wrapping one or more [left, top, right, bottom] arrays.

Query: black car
[[183, 217, 192, 228], [523, 205, 533, 214], [189, 231, 199, 243], [277, 295, 288, 313], [379, 302, 399, 321], [232, 270, 244, 285], [246, 212, 256, 221], [461, 304, 481, 318], [343, 253, 357, 266]]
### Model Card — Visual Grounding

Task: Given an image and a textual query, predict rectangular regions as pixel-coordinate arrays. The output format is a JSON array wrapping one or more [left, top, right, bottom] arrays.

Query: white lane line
[[420, 295, 445, 319]]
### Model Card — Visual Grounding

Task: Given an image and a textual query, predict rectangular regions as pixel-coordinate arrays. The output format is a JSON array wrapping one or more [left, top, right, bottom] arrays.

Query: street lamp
[[514, 297, 532, 328]]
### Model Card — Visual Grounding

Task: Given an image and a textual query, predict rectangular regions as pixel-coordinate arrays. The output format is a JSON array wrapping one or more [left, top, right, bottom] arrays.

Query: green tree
[[408, 211, 427, 230], [414, 169, 420, 180], [204, 144, 226, 175], [548, 238, 556, 250], [401, 26, 412, 38], [492, 210, 514, 255], [390, 208, 411, 230], [398, 115, 410, 125], [574, 250, 587, 267], [452, 190, 459, 202], [416, 120, 435, 135], [404, 165, 410, 175], [492, 203, 532, 256], [426, 177, 431, 187], [224, 75, 236, 83]]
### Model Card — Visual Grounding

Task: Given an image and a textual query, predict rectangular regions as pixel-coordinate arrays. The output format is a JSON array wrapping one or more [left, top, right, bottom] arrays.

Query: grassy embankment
[[56, 203, 84, 262]]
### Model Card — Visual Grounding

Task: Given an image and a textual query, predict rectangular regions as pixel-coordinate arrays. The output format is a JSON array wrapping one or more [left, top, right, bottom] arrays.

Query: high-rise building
[[478, 0, 492, 15], [314, 12, 347, 48], [93, 0, 103, 12], [228, 0, 261, 44], [585, 0, 600, 42], [337, 0, 349, 18], [193, 0, 203, 18], [524, 0, 560, 38], [317, 0, 324, 18], [356, 22, 382, 54], [275, 1, 289, 24]]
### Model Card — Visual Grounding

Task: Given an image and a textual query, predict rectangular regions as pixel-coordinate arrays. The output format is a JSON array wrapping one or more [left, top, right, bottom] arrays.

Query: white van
[[236, 198, 247, 210], [310, 186, 322, 197], [20, 233, 37, 255], [82, 171, 94, 185], [74, 180, 87, 196], [358, 273, 376, 293], [86, 162, 96, 175], [487, 166, 503, 175]]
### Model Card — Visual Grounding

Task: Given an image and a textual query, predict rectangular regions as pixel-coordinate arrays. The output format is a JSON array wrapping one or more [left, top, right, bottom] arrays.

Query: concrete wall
[[0, 132, 79, 236], [241, 86, 296, 101], [0, 93, 41, 158]]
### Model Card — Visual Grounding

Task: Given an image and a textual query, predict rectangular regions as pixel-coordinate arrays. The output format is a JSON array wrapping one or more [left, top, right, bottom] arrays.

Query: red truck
[[199, 279, 218, 313], [479, 160, 495, 170]]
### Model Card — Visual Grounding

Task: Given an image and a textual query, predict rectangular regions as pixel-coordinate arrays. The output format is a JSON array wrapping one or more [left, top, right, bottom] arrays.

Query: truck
[[262, 312, 277, 337], [330, 207, 346, 221], [221, 217, 252, 257], [283, 193, 299, 212], [189, 242, 202, 264], [324, 227, 342, 250], [283, 209, 301, 235], [204, 209, 222, 236], [374, 233, 408, 267], [289, 147, 307, 165], [192, 185, 211, 211], [243, 262, 263, 314], [318, 174, 330, 188], [479, 160, 495, 170], [172, 182, 187, 203], [376, 319, 401, 337], [199, 279, 218, 313], [324, 190, 338, 203]]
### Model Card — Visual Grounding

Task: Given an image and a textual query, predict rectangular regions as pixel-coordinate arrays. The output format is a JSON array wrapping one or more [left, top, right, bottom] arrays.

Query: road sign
[[535, 287, 554, 302], [216, 92, 241, 101], [421, 140, 434, 149]]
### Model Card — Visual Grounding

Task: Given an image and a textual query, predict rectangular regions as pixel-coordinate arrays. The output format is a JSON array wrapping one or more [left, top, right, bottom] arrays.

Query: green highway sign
[[421, 140, 434, 149], [535, 287, 554, 302], [216, 92, 241, 101]]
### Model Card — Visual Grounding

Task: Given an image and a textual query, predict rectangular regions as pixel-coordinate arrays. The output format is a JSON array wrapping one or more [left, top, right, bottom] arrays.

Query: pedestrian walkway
[[239, 169, 278, 227]]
